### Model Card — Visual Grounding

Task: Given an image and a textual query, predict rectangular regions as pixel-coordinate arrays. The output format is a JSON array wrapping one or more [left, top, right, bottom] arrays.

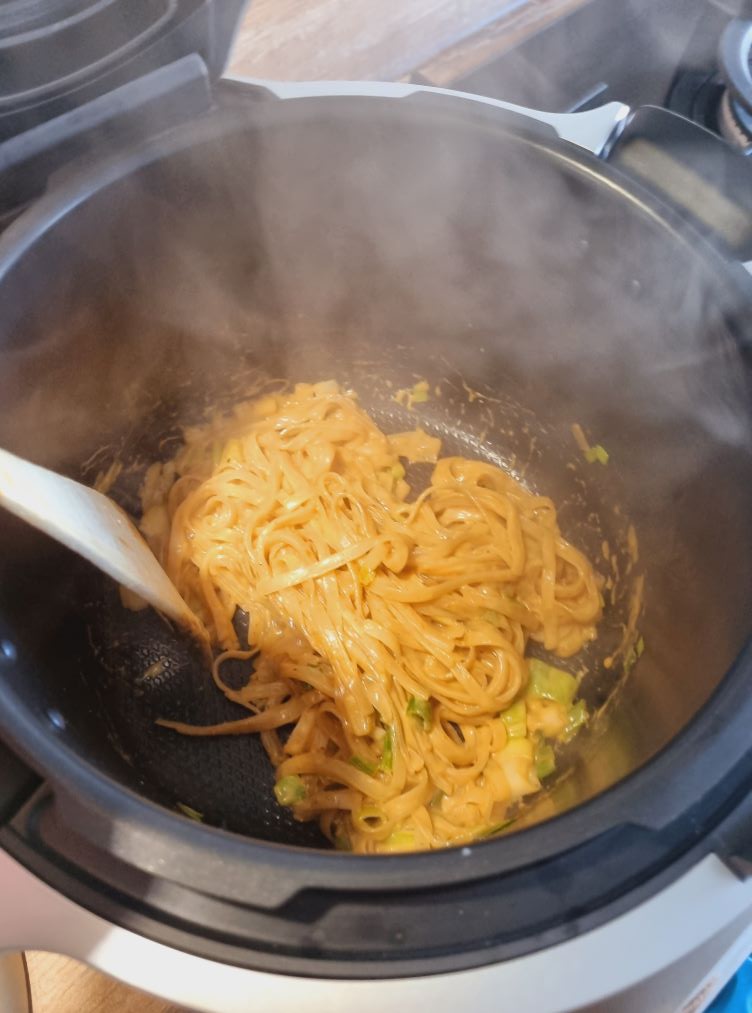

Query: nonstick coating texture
[[0, 98, 751, 848]]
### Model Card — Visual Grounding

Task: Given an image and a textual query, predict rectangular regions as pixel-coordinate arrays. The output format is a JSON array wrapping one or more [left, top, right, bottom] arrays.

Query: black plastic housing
[[0, 0, 248, 141]]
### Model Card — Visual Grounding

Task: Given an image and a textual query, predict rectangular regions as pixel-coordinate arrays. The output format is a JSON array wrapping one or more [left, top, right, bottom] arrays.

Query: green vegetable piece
[[176, 803, 204, 822], [380, 725, 395, 772], [429, 790, 445, 810], [391, 462, 406, 481], [535, 741, 556, 780], [350, 755, 377, 776], [528, 659, 578, 707], [624, 635, 643, 675], [411, 382, 429, 403], [385, 829, 415, 851], [356, 804, 386, 827], [562, 699, 588, 743], [585, 444, 610, 465], [500, 699, 527, 739], [407, 696, 433, 731], [479, 818, 516, 839], [274, 775, 307, 806], [357, 563, 375, 586]]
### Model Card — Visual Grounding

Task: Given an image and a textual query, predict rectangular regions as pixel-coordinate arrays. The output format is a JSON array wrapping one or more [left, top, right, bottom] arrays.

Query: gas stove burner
[[668, 12, 752, 150], [666, 69, 726, 133], [719, 86, 752, 146], [718, 16, 752, 147]]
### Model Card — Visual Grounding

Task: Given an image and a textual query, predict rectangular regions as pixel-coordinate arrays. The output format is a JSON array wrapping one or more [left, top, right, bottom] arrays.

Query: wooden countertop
[[25, 953, 185, 1013], [229, 0, 589, 85], [21, 0, 588, 1009]]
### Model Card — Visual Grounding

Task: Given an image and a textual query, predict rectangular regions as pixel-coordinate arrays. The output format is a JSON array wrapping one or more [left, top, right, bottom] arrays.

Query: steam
[[1, 87, 750, 485], [0, 84, 750, 723]]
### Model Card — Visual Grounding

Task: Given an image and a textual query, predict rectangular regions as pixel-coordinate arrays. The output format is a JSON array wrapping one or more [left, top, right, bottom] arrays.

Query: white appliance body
[[2, 848, 752, 1012]]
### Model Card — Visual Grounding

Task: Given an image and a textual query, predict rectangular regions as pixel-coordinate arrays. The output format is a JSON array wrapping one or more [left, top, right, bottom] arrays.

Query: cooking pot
[[2, 5, 752, 1010]]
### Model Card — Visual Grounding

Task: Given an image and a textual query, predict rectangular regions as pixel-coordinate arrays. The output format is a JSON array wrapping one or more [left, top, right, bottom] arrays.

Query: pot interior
[[0, 98, 751, 847]]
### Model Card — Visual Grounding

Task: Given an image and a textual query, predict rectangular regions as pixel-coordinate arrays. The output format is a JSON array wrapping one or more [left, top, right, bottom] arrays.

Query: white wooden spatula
[[0, 447, 209, 652]]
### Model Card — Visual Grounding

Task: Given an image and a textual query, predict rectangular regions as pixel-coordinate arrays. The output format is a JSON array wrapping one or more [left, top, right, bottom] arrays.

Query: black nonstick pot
[[1, 63, 752, 979]]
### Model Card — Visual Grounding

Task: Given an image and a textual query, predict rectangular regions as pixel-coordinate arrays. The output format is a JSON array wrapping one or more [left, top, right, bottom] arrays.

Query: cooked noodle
[[141, 381, 602, 852]]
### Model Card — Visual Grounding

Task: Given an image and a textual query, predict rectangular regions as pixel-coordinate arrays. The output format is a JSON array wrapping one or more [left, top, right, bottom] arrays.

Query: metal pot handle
[[235, 77, 630, 156], [231, 76, 752, 275]]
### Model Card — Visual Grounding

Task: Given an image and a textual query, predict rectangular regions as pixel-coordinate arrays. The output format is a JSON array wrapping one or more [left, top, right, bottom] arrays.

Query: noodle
[[141, 381, 602, 852]]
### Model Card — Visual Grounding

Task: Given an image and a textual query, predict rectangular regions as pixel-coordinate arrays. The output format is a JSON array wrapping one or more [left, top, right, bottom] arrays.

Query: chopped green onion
[[407, 695, 433, 731], [355, 804, 386, 829], [379, 725, 395, 772], [411, 381, 429, 403], [500, 699, 527, 739], [478, 818, 516, 839], [585, 443, 609, 465], [176, 802, 204, 822], [429, 790, 445, 810], [350, 755, 377, 775], [357, 563, 375, 587], [624, 635, 644, 675], [384, 829, 416, 852], [534, 741, 556, 780], [528, 659, 578, 707], [219, 438, 243, 466], [274, 775, 307, 806], [503, 737, 534, 760], [391, 462, 406, 481], [561, 699, 588, 743]]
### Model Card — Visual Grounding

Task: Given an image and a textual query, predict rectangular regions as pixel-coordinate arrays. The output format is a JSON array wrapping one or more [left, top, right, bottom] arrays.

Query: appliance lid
[[0, 0, 250, 141]]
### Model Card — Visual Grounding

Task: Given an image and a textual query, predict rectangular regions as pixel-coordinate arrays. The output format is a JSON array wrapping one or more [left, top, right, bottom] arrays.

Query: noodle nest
[[139, 381, 602, 852]]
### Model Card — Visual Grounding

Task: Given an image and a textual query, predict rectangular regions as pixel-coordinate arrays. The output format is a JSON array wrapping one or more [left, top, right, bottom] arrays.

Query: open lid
[[0, 0, 250, 141]]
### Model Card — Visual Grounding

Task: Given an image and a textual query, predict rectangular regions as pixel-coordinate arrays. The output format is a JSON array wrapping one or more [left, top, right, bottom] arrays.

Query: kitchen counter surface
[[229, 0, 588, 85]]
